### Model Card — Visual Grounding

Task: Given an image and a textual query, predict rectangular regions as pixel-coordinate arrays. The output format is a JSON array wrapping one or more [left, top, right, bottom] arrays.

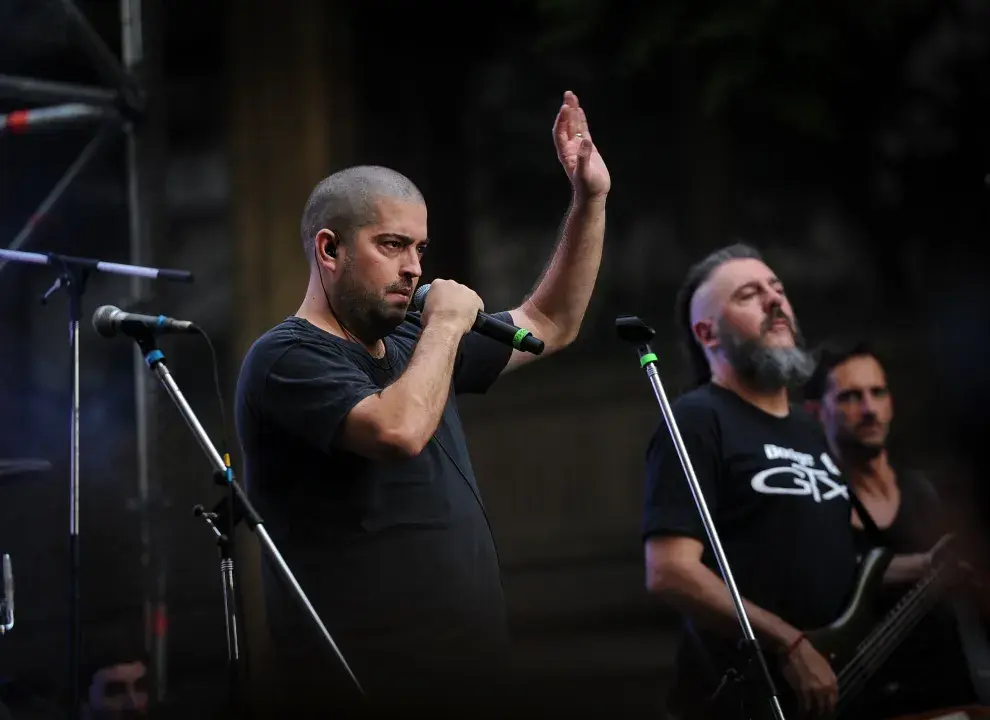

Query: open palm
[[553, 90, 611, 200]]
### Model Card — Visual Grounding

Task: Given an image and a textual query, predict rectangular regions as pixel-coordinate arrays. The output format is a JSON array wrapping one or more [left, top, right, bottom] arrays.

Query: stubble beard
[[332, 257, 409, 343]]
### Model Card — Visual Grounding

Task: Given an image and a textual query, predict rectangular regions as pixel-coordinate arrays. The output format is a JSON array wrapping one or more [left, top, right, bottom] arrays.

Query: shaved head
[[676, 243, 815, 391], [675, 243, 763, 385], [300, 165, 424, 261], [689, 264, 731, 330]]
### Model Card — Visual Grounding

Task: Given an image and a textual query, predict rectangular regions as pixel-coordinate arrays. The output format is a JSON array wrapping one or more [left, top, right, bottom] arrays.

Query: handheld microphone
[[92, 305, 200, 339], [1, 553, 13, 634], [412, 283, 544, 355]]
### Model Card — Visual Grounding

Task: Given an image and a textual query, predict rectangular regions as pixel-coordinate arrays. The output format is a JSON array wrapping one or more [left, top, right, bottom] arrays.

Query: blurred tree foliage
[[516, 0, 990, 303], [531, 0, 939, 139]]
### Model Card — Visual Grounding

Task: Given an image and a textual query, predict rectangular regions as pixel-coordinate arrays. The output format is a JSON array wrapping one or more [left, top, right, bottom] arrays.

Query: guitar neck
[[836, 560, 952, 714]]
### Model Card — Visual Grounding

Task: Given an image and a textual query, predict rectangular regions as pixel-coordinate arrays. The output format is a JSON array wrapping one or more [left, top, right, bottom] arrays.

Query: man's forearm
[[883, 553, 930, 585], [657, 563, 802, 653], [524, 194, 606, 346], [378, 322, 462, 452]]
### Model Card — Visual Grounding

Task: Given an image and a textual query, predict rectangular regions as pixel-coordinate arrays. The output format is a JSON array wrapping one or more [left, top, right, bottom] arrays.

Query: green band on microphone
[[640, 353, 658, 367], [512, 328, 532, 349]]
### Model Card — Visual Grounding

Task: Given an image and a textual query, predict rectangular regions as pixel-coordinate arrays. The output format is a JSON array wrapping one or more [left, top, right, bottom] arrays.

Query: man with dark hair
[[234, 91, 610, 715], [643, 242, 855, 718], [673, 242, 767, 388], [804, 338, 987, 715]]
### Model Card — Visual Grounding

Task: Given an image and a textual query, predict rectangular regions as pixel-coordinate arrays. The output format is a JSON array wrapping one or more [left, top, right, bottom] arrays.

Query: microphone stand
[[127, 331, 364, 707], [0, 248, 192, 718], [615, 315, 786, 720], [191, 503, 241, 704], [1, 553, 12, 635]]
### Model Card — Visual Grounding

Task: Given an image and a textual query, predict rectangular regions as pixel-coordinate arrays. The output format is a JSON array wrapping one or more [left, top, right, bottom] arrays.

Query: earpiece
[[325, 243, 336, 258]]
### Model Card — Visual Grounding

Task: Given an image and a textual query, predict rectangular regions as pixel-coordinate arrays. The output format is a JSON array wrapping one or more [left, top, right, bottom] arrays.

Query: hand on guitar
[[780, 636, 838, 718]]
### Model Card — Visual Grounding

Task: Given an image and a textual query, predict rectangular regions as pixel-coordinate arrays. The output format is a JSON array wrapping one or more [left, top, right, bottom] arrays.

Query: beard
[[331, 256, 412, 343], [836, 419, 888, 461], [718, 308, 817, 392]]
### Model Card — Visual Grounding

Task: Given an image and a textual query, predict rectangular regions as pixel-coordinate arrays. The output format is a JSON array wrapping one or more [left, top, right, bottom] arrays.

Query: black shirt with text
[[642, 383, 859, 700]]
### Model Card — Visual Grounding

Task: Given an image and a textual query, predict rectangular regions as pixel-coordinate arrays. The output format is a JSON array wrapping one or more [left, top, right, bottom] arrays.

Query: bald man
[[641, 243, 858, 719], [234, 92, 610, 715]]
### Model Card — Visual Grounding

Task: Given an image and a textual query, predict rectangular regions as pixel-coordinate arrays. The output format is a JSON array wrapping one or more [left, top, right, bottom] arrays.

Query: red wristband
[[785, 633, 806, 657]]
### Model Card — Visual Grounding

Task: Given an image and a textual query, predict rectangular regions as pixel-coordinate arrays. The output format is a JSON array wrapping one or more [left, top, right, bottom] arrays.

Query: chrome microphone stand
[[123, 329, 364, 702], [0, 248, 193, 719], [1, 554, 13, 635], [192, 505, 239, 668], [616, 315, 786, 720]]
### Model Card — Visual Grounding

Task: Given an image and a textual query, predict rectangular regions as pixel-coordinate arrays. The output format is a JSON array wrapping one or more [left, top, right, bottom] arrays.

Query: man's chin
[[762, 330, 796, 348], [378, 305, 410, 330], [846, 438, 885, 460], [857, 433, 888, 449]]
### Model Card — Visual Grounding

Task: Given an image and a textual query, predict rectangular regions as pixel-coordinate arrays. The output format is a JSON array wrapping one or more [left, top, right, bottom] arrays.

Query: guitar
[[698, 536, 964, 719]]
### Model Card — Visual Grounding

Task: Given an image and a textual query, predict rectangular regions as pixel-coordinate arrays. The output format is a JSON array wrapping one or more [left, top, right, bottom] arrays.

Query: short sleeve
[[263, 342, 381, 453], [898, 470, 950, 551], [642, 398, 722, 543], [452, 311, 514, 395]]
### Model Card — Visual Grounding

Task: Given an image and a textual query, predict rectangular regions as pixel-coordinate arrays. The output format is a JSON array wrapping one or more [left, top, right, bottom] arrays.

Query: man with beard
[[641, 243, 856, 719], [234, 91, 609, 716], [803, 339, 988, 715]]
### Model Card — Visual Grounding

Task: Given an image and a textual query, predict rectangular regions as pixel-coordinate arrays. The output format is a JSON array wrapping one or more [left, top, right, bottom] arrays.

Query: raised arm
[[504, 90, 611, 373]]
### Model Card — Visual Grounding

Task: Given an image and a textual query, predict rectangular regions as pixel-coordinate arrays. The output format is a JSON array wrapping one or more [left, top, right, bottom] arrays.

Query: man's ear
[[315, 228, 339, 263], [693, 319, 717, 350]]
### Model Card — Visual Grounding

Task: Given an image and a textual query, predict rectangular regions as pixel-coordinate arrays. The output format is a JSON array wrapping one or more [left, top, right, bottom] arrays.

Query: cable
[[315, 245, 389, 365], [192, 326, 249, 694], [196, 327, 230, 467], [195, 327, 236, 560]]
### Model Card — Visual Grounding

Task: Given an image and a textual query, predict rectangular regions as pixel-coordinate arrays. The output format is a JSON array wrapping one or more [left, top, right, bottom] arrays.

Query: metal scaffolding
[[0, 0, 167, 717]]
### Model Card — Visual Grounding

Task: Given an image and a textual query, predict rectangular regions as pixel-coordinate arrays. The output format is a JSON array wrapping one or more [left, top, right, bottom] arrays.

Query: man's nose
[[860, 394, 880, 416], [764, 287, 786, 312], [400, 249, 422, 278]]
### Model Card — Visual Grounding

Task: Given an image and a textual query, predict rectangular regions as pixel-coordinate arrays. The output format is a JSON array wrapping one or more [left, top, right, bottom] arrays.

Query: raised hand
[[552, 90, 610, 201]]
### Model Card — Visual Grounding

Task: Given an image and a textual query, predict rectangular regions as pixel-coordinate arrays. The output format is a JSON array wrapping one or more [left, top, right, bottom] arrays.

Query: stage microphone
[[92, 305, 201, 339], [412, 283, 544, 355], [1, 553, 13, 634]]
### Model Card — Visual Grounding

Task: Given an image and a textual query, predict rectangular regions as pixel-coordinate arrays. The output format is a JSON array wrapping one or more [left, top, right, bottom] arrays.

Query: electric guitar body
[[802, 547, 893, 689], [690, 539, 968, 720]]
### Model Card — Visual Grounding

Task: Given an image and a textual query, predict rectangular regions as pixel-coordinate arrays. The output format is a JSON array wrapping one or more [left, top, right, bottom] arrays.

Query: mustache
[[761, 306, 794, 334], [384, 282, 414, 295]]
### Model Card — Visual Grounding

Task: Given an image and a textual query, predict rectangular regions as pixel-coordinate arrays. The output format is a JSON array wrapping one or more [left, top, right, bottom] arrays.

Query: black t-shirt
[[234, 313, 513, 698], [851, 469, 977, 714], [642, 383, 859, 698]]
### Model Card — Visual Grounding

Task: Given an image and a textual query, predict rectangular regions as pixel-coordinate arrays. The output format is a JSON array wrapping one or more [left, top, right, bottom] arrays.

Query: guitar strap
[[846, 486, 887, 547]]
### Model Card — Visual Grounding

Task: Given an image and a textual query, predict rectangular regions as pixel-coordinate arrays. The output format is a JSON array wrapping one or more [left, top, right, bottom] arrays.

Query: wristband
[[784, 633, 806, 657]]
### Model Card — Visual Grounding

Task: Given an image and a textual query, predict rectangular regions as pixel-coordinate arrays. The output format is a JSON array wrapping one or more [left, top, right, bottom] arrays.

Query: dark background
[[0, 0, 988, 715]]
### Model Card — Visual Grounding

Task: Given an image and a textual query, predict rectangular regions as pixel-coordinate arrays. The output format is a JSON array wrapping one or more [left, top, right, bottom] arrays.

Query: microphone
[[1, 553, 13, 634], [92, 305, 200, 339], [412, 283, 544, 355]]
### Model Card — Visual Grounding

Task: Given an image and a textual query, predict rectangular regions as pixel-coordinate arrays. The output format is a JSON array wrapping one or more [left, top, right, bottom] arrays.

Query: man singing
[[641, 243, 856, 718], [234, 91, 609, 715]]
